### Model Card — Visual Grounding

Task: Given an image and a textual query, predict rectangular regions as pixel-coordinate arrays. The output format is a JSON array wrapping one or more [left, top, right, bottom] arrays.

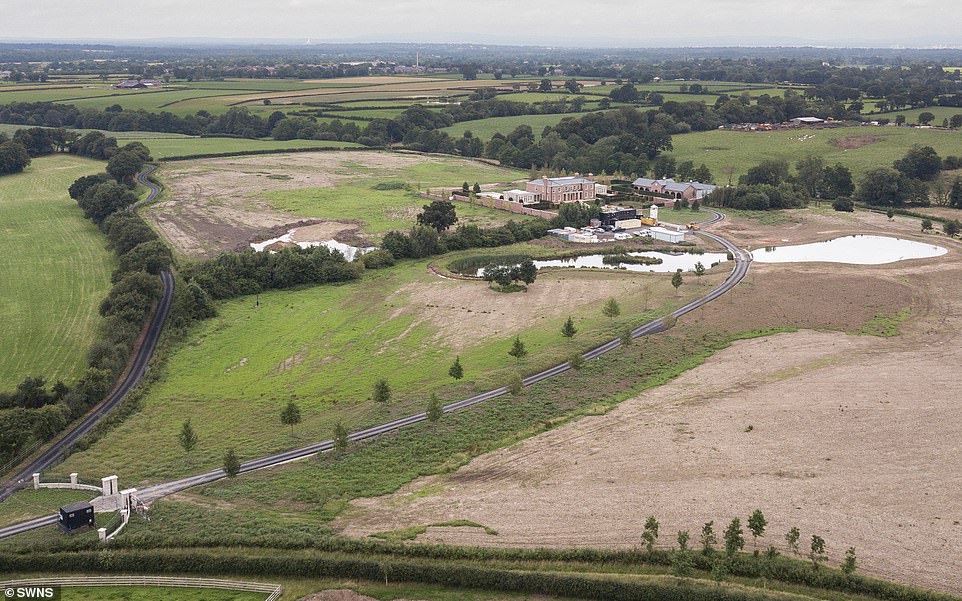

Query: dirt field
[[144, 151, 521, 258], [404, 268, 725, 351], [830, 135, 881, 149], [336, 223, 962, 593]]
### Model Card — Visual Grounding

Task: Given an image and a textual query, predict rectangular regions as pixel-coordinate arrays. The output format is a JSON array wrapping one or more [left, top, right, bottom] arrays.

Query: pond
[[475, 251, 731, 276], [751, 235, 947, 265], [250, 230, 374, 261]]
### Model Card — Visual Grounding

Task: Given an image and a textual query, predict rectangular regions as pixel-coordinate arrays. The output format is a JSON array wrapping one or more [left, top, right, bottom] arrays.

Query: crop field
[[0, 155, 114, 389], [55, 240, 724, 484], [668, 125, 962, 182]]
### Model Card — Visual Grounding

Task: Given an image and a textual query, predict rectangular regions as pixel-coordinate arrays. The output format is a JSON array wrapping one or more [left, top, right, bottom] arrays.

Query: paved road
[[0, 208, 750, 537], [0, 166, 174, 504]]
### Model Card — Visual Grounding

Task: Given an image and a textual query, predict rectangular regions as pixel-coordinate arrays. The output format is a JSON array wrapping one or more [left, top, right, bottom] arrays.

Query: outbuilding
[[59, 501, 95, 531], [648, 226, 686, 244]]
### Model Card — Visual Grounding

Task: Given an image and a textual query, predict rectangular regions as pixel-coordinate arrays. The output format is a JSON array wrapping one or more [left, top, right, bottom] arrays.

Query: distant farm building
[[527, 174, 597, 204], [114, 79, 164, 89], [59, 501, 95, 531], [790, 116, 825, 125], [632, 178, 717, 201]]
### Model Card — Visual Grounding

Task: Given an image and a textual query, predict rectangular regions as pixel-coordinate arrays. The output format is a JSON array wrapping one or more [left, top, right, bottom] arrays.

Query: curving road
[[0, 207, 751, 537], [0, 166, 174, 504]]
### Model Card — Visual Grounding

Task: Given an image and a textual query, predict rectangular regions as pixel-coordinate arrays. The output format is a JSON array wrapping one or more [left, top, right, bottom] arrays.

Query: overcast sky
[[2, 0, 961, 47]]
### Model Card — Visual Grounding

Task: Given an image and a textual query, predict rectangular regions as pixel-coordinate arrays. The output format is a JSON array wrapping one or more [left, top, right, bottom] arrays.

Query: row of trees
[[0, 127, 135, 176]]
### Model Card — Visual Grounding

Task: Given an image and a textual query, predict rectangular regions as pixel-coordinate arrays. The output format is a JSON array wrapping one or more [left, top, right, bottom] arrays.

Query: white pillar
[[32, 473, 40, 490], [69, 473, 79, 485], [98, 528, 107, 542], [101, 476, 119, 496], [108, 475, 119, 495], [120, 488, 137, 512]]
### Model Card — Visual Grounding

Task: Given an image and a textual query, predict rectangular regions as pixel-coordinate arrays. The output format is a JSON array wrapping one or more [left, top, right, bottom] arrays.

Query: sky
[[2, 0, 962, 48]]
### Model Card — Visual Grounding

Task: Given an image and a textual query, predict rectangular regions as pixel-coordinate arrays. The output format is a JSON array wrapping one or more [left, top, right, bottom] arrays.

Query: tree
[[462, 182, 470, 193], [740, 159, 789, 187], [106, 149, 146, 186], [426, 393, 443, 424], [507, 372, 523, 396], [918, 111, 936, 125], [416, 200, 458, 233], [951, 114, 962, 129], [842, 547, 858, 575], [0, 141, 31, 176], [508, 336, 528, 360], [642, 516, 660, 553], [539, 78, 552, 92], [564, 79, 580, 94], [701, 521, 718, 555], [894, 145, 942, 180], [785, 527, 801, 555], [723, 518, 745, 557], [832, 197, 855, 212], [178, 419, 198, 458], [821, 163, 854, 199], [950, 177, 962, 208], [472, 182, 481, 194], [944, 219, 961, 237], [677, 530, 690, 552], [449, 356, 464, 380], [561, 316, 577, 338], [896, 114, 906, 126], [373, 378, 392, 403], [620, 327, 633, 346], [568, 351, 585, 370], [922, 219, 933, 232], [333, 421, 349, 455], [809, 535, 827, 569], [856, 167, 912, 207], [886, 209, 895, 220], [747, 509, 767, 552], [280, 400, 301, 436], [671, 269, 684, 294], [796, 155, 825, 198], [223, 447, 240, 478], [694, 262, 705, 277], [511, 258, 538, 285], [602, 298, 621, 319]]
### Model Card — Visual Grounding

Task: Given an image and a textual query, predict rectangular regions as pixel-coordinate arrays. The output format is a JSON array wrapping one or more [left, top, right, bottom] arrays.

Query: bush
[[832, 197, 855, 212], [360, 249, 395, 269]]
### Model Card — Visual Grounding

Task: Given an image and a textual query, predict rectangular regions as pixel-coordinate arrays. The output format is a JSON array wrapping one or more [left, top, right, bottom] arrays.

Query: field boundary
[[0, 576, 282, 600]]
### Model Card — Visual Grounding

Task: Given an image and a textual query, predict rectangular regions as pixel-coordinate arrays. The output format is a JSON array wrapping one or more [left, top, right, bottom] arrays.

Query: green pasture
[[55, 244, 717, 485], [0, 155, 114, 389], [440, 112, 586, 140], [263, 158, 524, 234], [868, 106, 962, 124], [668, 125, 962, 182]]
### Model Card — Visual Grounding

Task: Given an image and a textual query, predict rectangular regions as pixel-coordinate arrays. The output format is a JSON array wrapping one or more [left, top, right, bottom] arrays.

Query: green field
[[0, 155, 114, 389], [668, 125, 962, 182], [868, 106, 962, 124], [264, 159, 526, 234], [55, 242, 719, 485], [54, 587, 265, 600], [440, 112, 588, 140]]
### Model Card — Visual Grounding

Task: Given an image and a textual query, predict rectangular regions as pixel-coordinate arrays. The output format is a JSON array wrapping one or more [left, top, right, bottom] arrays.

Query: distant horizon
[[3, 0, 962, 51], [2, 37, 962, 53]]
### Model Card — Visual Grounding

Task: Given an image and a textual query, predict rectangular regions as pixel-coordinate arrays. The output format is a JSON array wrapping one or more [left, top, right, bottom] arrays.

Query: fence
[[0, 576, 282, 601]]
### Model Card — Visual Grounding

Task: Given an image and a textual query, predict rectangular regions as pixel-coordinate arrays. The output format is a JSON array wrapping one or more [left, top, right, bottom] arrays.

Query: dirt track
[[336, 213, 962, 594]]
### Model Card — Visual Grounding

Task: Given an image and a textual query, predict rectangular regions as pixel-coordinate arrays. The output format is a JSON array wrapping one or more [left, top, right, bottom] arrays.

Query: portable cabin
[[59, 501, 95, 531]]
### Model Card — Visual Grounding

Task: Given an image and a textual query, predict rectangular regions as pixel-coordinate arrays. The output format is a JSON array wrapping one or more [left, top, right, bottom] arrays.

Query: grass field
[[56, 588, 266, 600], [668, 125, 962, 182], [868, 106, 962, 124], [439, 113, 586, 140], [55, 243, 722, 484], [264, 159, 528, 234], [0, 155, 114, 390], [0, 489, 94, 528]]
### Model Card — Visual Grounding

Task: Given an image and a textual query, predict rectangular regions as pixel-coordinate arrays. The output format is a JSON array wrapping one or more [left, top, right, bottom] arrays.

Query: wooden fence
[[0, 576, 282, 601]]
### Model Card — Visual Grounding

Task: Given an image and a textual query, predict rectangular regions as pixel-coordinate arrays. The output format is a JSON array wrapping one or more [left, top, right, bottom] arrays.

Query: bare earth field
[[336, 213, 962, 594], [145, 151, 523, 258]]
